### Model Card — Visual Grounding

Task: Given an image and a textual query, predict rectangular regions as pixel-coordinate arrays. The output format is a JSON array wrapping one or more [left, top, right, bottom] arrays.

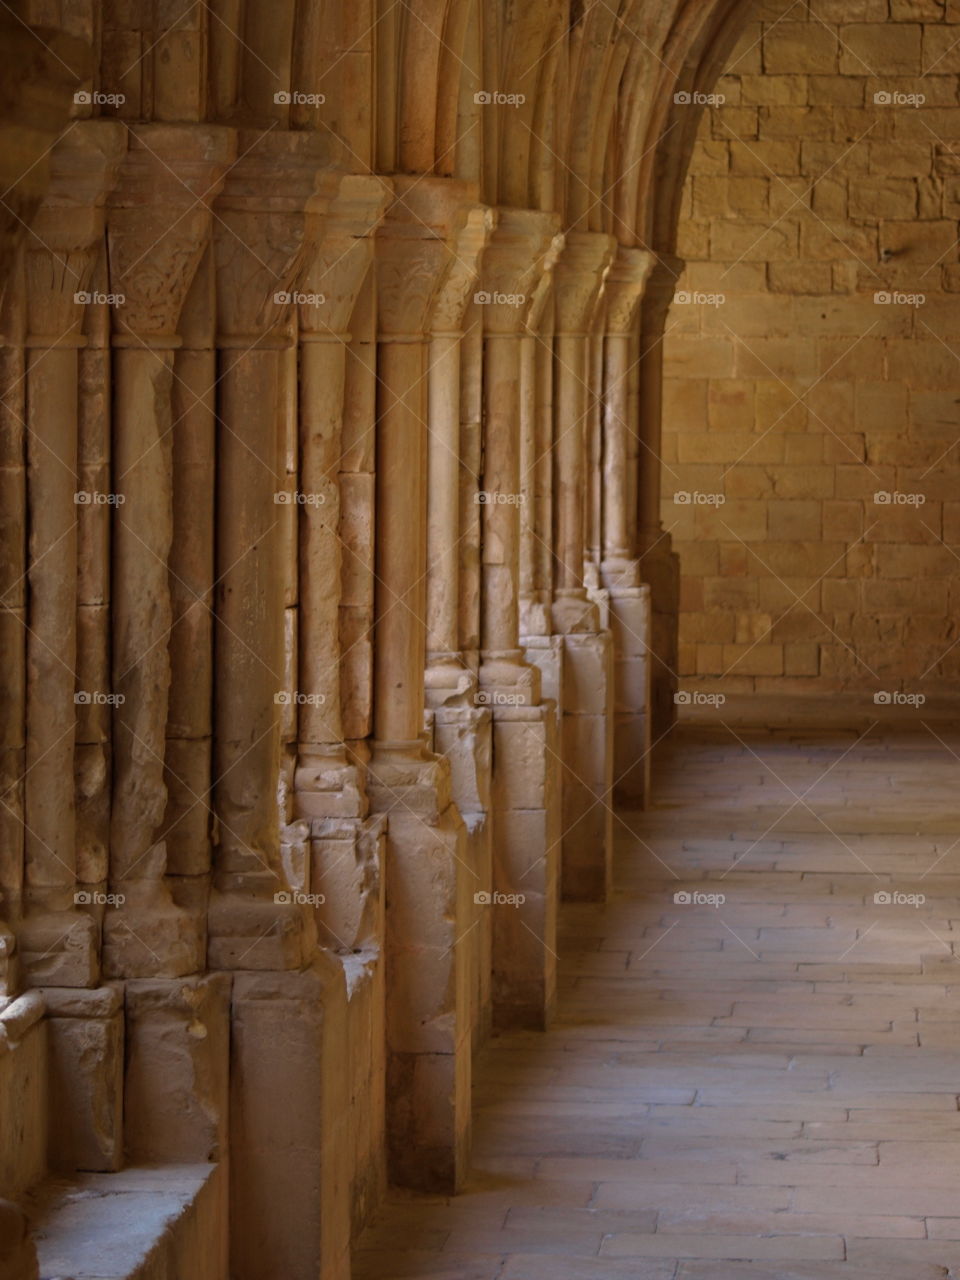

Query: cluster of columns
[[0, 123, 676, 1276]]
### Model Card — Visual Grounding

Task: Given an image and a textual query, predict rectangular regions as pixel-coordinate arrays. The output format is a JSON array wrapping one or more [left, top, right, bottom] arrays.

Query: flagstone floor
[[355, 703, 960, 1279]]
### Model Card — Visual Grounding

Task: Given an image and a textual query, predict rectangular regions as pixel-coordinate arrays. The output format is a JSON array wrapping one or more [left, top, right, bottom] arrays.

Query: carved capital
[[25, 120, 127, 345], [375, 176, 478, 339], [553, 231, 617, 335], [479, 208, 562, 335], [604, 246, 655, 335], [299, 173, 392, 336], [106, 124, 236, 346], [641, 252, 686, 332], [213, 130, 341, 343], [431, 204, 496, 336]]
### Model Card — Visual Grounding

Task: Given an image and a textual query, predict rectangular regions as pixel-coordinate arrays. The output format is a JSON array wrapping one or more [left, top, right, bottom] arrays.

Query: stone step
[[29, 1164, 223, 1280]]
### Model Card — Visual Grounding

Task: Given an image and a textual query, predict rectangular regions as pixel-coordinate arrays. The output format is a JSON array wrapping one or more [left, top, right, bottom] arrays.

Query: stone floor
[[355, 707, 960, 1279]]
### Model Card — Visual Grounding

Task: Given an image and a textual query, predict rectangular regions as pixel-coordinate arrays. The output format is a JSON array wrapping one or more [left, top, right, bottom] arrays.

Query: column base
[[18, 907, 98, 988], [557, 631, 614, 903], [101, 880, 205, 980], [293, 748, 368, 820], [488, 701, 561, 1031], [206, 875, 311, 972], [367, 744, 471, 1192]]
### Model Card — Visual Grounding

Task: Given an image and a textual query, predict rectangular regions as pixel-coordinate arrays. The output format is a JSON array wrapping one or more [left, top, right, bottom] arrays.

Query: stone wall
[[664, 0, 960, 696]]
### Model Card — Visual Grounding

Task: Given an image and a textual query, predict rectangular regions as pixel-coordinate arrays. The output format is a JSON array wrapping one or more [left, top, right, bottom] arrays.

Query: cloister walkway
[[355, 700, 960, 1279]]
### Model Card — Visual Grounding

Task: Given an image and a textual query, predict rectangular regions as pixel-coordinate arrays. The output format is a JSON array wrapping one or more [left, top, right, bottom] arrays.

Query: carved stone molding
[[213, 130, 341, 344], [641, 251, 686, 333], [299, 173, 392, 337], [553, 231, 617, 335], [604, 246, 655, 336], [431, 204, 496, 336], [107, 124, 237, 346], [25, 120, 127, 345], [480, 208, 563, 336], [375, 176, 479, 339]]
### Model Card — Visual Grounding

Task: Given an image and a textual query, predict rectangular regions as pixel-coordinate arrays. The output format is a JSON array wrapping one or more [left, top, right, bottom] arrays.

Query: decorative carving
[[375, 176, 479, 337], [25, 121, 126, 344], [107, 125, 236, 344], [299, 174, 392, 335], [431, 204, 496, 335], [553, 231, 617, 334], [213, 130, 341, 341], [604, 246, 655, 334], [480, 209, 563, 335]]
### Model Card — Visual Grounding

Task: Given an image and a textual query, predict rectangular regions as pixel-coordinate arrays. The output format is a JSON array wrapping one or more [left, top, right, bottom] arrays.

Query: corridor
[[355, 702, 960, 1279]]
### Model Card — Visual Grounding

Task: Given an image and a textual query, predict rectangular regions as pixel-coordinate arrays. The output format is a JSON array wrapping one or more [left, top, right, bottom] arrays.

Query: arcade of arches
[[2, 0, 960, 1277]]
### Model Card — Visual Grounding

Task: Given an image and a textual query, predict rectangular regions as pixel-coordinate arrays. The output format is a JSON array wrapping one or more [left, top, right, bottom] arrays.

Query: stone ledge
[[29, 1163, 223, 1280]]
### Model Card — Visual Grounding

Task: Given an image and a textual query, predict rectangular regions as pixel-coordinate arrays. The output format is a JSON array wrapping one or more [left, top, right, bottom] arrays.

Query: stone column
[[206, 131, 355, 1280], [423, 205, 495, 1057], [600, 247, 656, 809], [293, 175, 390, 951], [102, 125, 235, 980], [637, 253, 684, 734], [478, 209, 564, 1030], [207, 130, 337, 970], [370, 175, 474, 1192], [551, 231, 617, 903], [17, 121, 126, 987]]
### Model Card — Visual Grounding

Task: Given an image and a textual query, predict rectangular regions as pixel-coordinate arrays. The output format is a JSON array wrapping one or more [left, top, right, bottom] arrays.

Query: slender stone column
[[424, 205, 494, 705], [17, 122, 125, 987], [164, 247, 216, 880], [370, 175, 475, 1192], [551, 231, 617, 903], [423, 205, 495, 1058], [207, 130, 338, 970], [478, 209, 565, 1030], [102, 125, 235, 980], [294, 175, 389, 820], [0, 271, 26, 994], [637, 253, 684, 734], [600, 248, 656, 808]]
